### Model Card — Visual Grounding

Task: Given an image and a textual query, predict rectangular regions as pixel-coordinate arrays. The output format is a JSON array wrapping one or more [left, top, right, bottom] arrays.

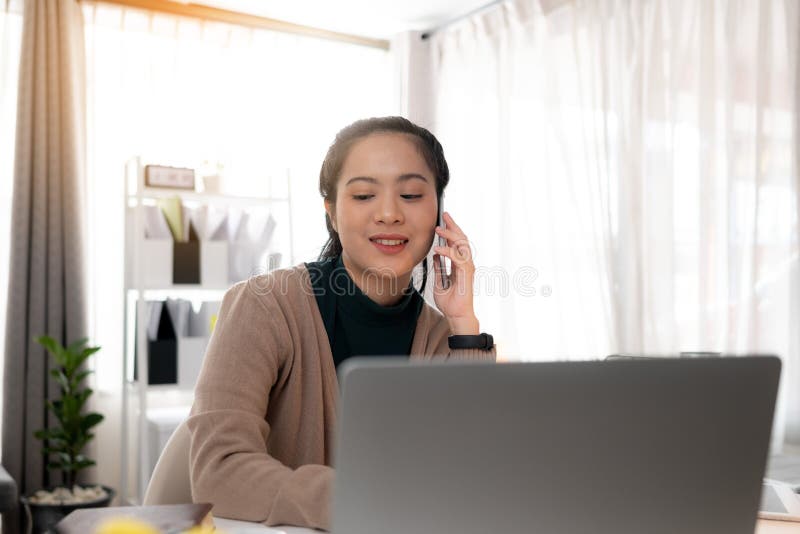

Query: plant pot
[[20, 485, 115, 534]]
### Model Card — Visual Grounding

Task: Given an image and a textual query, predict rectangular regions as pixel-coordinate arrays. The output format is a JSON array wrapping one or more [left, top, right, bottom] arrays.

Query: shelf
[[126, 380, 196, 392], [127, 285, 232, 297], [128, 188, 289, 207], [125, 382, 195, 408], [122, 157, 295, 505]]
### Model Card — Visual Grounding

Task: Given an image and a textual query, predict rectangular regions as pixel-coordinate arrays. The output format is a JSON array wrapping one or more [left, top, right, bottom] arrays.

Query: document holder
[[173, 223, 200, 284]]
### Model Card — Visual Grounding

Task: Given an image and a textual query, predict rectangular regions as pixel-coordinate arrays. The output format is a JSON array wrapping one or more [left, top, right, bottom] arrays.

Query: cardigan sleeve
[[187, 280, 333, 530], [424, 306, 497, 362]]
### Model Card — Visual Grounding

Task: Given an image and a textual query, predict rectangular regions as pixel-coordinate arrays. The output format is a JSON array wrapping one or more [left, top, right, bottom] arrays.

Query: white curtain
[[80, 1, 396, 498], [431, 0, 799, 448]]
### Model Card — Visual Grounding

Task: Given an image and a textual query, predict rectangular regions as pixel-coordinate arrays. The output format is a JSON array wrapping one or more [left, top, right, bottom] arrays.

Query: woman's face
[[326, 132, 438, 289]]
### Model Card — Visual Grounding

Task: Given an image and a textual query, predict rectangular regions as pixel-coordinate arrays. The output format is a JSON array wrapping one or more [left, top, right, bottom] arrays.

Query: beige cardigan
[[188, 264, 495, 530]]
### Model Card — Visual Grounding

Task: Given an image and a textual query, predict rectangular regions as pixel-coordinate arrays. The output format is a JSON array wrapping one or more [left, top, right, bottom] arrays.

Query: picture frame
[[145, 165, 196, 190]]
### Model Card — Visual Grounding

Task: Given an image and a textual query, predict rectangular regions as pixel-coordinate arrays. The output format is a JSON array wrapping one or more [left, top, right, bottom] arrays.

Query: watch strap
[[448, 332, 494, 350]]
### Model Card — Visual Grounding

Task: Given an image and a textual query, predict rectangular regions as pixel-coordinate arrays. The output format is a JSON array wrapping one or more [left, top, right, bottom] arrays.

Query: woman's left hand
[[432, 212, 480, 335]]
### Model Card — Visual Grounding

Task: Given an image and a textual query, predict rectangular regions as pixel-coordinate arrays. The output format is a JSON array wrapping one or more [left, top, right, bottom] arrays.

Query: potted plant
[[20, 336, 115, 533]]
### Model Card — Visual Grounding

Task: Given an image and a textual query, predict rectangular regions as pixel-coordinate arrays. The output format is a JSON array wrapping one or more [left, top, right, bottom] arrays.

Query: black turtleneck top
[[305, 255, 425, 369]]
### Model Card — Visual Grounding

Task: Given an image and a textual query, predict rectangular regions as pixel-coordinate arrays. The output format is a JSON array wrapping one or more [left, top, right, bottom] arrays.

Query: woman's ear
[[324, 199, 337, 232]]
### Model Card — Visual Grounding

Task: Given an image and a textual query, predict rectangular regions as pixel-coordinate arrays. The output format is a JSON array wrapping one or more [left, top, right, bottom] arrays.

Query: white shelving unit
[[121, 157, 294, 504]]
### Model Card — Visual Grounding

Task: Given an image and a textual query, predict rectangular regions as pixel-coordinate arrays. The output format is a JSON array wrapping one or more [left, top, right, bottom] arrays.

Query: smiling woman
[[322, 127, 441, 305], [186, 116, 496, 531]]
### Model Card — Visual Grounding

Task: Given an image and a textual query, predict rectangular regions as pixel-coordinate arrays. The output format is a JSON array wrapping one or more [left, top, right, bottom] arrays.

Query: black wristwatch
[[448, 333, 494, 350]]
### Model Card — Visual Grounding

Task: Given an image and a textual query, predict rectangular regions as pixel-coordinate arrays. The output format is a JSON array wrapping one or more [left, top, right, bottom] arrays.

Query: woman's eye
[[352, 194, 422, 200]]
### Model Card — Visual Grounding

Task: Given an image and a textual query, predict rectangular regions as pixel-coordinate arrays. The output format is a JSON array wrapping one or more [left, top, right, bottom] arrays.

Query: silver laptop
[[332, 356, 781, 534]]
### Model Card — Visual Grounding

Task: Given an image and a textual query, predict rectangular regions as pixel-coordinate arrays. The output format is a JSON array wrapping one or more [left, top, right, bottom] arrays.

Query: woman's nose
[[374, 196, 404, 224]]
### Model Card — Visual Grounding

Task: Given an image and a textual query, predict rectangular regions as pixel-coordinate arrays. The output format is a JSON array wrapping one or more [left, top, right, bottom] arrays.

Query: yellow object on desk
[[96, 518, 159, 534], [96, 518, 219, 534], [55, 503, 214, 533]]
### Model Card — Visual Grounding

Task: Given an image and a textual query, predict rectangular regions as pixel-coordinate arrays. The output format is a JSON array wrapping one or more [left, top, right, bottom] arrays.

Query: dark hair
[[318, 116, 450, 292]]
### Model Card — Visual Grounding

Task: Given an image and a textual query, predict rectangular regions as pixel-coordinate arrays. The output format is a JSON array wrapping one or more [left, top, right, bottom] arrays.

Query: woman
[[188, 117, 496, 531]]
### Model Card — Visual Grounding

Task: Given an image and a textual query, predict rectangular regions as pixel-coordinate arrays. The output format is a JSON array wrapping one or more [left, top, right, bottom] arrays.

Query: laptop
[[607, 354, 800, 523], [332, 356, 780, 534]]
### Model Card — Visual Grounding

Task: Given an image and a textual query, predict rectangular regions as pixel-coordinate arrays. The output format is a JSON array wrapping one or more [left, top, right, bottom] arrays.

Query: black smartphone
[[437, 193, 450, 289]]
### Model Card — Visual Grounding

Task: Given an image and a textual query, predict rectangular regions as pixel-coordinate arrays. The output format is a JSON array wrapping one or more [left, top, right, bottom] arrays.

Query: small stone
[[28, 485, 108, 505]]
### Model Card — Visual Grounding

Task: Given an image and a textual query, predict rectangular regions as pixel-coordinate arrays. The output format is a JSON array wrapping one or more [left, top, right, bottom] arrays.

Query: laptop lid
[[332, 356, 780, 534]]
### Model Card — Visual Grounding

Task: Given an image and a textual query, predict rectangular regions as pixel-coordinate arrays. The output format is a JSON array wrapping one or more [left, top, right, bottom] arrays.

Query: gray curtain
[[2, 0, 87, 531]]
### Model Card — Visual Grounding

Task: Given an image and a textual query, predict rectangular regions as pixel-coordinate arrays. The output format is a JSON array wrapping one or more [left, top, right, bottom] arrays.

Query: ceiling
[[188, 0, 495, 40]]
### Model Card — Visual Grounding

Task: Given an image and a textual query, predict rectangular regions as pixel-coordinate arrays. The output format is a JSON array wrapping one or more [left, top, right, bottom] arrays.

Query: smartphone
[[436, 194, 450, 289]]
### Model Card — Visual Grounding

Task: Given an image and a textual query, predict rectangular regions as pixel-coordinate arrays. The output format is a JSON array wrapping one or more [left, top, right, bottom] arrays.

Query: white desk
[[214, 518, 312, 533], [756, 519, 800, 533], [215, 517, 795, 533]]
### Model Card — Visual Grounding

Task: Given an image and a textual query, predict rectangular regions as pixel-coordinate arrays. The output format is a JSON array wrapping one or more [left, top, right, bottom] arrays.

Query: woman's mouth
[[370, 238, 408, 255]]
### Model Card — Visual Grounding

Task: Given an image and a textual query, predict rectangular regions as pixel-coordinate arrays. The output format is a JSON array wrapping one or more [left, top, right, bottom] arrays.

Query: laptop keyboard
[[761, 484, 789, 514]]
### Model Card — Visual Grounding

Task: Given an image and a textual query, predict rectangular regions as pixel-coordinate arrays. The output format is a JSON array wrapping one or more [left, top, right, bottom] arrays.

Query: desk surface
[[215, 517, 796, 533], [213, 518, 307, 533], [756, 519, 800, 533]]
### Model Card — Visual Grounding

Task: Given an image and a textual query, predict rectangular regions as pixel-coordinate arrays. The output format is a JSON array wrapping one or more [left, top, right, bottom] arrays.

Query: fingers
[[434, 225, 462, 242], [442, 212, 464, 234], [434, 227, 472, 261], [432, 253, 448, 290], [434, 212, 474, 266], [433, 243, 473, 267]]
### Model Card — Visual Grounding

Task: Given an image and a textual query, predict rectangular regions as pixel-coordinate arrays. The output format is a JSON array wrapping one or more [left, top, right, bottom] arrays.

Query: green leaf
[[62, 395, 78, 419], [47, 461, 63, 470], [34, 335, 57, 352], [34, 429, 48, 440], [74, 432, 96, 450], [75, 458, 95, 470], [71, 454, 96, 471], [80, 413, 104, 432], [50, 414, 68, 428], [75, 388, 93, 412], [66, 338, 89, 355], [50, 404, 67, 427], [69, 346, 100, 374], [45, 402, 65, 426], [35, 335, 68, 367], [34, 428, 66, 441], [42, 445, 67, 455], [70, 369, 93, 389], [50, 369, 70, 391]]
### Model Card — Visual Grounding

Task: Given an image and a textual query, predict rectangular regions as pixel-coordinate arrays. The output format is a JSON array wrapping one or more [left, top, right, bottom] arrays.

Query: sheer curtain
[[431, 0, 799, 448], [81, 1, 396, 494]]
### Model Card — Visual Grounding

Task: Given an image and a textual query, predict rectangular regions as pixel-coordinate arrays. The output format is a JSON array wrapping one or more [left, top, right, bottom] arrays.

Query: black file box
[[134, 300, 179, 385], [146, 339, 177, 385]]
